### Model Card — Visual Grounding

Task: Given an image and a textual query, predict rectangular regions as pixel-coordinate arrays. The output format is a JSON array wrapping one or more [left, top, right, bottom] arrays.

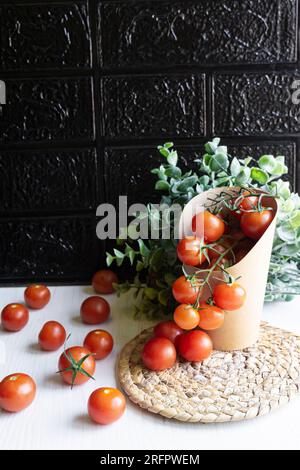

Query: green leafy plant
[[107, 138, 300, 317]]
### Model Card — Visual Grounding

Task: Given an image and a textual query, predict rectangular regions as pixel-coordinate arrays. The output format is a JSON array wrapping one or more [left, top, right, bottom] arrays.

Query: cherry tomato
[[92, 269, 118, 294], [38, 321, 66, 351], [198, 302, 225, 331], [80, 296, 110, 325], [24, 284, 50, 309], [1, 304, 29, 332], [192, 210, 225, 243], [213, 282, 246, 311], [84, 330, 113, 360], [177, 236, 205, 266], [88, 387, 126, 425], [240, 210, 274, 240], [142, 337, 176, 371], [172, 276, 199, 304], [58, 346, 96, 386], [0, 373, 36, 413], [173, 304, 200, 331], [153, 321, 184, 348], [238, 191, 259, 212], [179, 330, 213, 362]]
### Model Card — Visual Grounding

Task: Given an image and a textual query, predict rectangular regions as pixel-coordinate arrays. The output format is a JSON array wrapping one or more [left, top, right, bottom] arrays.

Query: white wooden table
[[0, 285, 300, 451]]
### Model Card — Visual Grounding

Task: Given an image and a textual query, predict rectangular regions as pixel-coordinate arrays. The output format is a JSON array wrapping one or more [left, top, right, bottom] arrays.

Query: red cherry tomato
[[58, 346, 95, 386], [88, 387, 126, 425], [153, 321, 184, 348], [1, 304, 29, 332], [192, 210, 225, 242], [213, 282, 246, 311], [172, 276, 199, 305], [179, 330, 213, 362], [92, 270, 118, 294], [198, 302, 225, 331], [173, 304, 200, 331], [24, 284, 50, 309], [80, 296, 110, 325], [142, 337, 176, 371], [0, 373, 36, 412], [38, 321, 66, 351], [83, 330, 113, 360], [177, 236, 205, 266], [240, 210, 274, 240], [238, 192, 259, 212]]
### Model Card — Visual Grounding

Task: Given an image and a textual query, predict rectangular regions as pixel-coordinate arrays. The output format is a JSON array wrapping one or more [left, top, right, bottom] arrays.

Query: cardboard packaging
[[179, 187, 278, 351]]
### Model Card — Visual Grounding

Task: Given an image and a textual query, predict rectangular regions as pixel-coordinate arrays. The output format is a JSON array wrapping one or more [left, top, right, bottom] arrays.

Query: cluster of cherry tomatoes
[[0, 270, 126, 425], [142, 191, 274, 371]]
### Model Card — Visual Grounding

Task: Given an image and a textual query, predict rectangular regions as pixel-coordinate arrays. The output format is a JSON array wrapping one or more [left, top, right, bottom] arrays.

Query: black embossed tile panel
[[99, 0, 297, 68], [0, 216, 101, 281], [0, 78, 94, 144], [0, 0, 299, 283], [0, 2, 92, 71], [213, 72, 300, 136], [0, 148, 98, 214], [102, 75, 205, 139]]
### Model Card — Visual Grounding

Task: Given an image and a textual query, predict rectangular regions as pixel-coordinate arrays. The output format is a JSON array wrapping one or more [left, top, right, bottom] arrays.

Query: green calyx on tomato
[[57, 337, 95, 389]]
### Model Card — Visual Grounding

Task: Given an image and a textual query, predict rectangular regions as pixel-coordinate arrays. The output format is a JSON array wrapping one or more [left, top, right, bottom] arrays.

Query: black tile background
[[0, 0, 299, 284]]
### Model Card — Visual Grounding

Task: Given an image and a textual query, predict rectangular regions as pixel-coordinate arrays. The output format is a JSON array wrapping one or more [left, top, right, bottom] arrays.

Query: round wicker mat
[[118, 322, 300, 423]]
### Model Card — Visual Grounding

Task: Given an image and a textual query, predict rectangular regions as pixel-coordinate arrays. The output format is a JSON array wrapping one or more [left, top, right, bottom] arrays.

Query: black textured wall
[[0, 0, 299, 284]]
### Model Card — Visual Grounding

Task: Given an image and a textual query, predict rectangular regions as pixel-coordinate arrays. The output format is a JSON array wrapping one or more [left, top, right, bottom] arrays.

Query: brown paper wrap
[[179, 187, 278, 351]]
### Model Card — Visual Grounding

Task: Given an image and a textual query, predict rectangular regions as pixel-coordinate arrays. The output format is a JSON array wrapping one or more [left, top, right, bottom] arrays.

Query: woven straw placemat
[[118, 322, 300, 423]]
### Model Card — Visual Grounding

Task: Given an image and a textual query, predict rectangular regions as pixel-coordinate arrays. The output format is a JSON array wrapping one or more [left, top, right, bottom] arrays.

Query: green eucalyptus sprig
[[107, 138, 300, 318]]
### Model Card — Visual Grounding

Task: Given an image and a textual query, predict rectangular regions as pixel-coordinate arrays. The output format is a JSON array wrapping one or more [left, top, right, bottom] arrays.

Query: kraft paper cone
[[179, 187, 278, 351]]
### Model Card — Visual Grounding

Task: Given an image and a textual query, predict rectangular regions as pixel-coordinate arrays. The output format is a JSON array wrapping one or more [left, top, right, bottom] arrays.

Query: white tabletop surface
[[0, 285, 300, 451]]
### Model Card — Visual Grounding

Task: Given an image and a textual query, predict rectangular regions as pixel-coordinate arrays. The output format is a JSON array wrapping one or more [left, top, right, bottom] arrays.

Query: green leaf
[[158, 290, 169, 306], [270, 161, 288, 176], [144, 287, 158, 300], [250, 167, 269, 184], [137, 239, 150, 257], [158, 147, 169, 158], [113, 249, 125, 259], [136, 260, 144, 272], [209, 153, 229, 172], [167, 150, 178, 166], [155, 180, 170, 191], [205, 138, 220, 154], [258, 155, 277, 173], [290, 210, 300, 230], [177, 175, 198, 192], [230, 157, 241, 177], [165, 166, 181, 178], [164, 142, 174, 149], [106, 252, 114, 267], [235, 167, 251, 185]]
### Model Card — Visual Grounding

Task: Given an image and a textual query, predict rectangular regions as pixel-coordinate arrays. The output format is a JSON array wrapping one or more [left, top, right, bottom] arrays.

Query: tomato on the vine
[[84, 330, 113, 360], [213, 282, 246, 311], [177, 236, 205, 266], [24, 284, 50, 309], [92, 269, 118, 295], [88, 387, 126, 425], [80, 296, 110, 324], [38, 321, 66, 351], [198, 303, 225, 331], [192, 210, 225, 243], [179, 330, 213, 362], [240, 210, 274, 240], [238, 191, 259, 212], [173, 304, 200, 331], [153, 321, 183, 347], [172, 276, 199, 305], [58, 346, 96, 387], [0, 373, 36, 412], [1, 304, 29, 332], [142, 337, 176, 371]]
